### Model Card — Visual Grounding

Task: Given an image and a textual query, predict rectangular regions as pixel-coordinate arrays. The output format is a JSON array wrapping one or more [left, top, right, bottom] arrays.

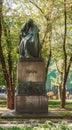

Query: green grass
[[0, 99, 7, 108], [0, 99, 7, 104], [57, 111, 72, 117], [48, 100, 72, 110]]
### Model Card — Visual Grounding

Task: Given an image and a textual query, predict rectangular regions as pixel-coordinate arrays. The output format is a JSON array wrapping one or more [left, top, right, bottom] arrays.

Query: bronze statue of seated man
[[18, 19, 41, 58]]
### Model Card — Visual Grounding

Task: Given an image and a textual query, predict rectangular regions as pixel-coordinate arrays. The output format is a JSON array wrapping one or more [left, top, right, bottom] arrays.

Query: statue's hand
[[23, 32, 26, 37]]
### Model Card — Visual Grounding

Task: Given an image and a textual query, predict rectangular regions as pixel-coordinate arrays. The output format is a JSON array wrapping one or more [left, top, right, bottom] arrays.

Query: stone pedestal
[[15, 95, 48, 113], [15, 58, 48, 114]]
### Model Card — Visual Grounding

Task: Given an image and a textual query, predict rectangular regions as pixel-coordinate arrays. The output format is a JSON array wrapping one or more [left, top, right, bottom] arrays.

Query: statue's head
[[27, 18, 33, 26]]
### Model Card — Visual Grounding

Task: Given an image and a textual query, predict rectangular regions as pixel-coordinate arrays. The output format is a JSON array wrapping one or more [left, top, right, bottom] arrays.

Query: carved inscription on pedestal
[[17, 60, 46, 82]]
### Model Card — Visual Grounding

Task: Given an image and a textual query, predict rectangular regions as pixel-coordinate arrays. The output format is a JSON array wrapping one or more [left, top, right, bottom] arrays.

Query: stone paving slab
[[1, 110, 62, 119]]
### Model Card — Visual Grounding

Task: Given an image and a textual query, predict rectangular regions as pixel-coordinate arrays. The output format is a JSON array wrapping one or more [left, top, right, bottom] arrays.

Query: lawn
[[48, 100, 72, 110], [0, 99, 7, 108]]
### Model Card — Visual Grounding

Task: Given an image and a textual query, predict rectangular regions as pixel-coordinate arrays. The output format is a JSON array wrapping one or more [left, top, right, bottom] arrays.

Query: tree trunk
[[60, 58, 72, 108], [6, 86, 15, 109], [61, 0, 67, 108], [6, 52, 15, 109], [58, 84, 62, 100], [0, 3, 15, 109], [61, 85, 66, 108], [0, 48, 15, 109]]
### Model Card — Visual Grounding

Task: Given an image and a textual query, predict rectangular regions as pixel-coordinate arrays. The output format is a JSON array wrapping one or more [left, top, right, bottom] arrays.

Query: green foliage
[[2, 0, 72, 62], [0, 127, 21, 130], [0, 66, 5, 85], [0, 126, 32, 130]]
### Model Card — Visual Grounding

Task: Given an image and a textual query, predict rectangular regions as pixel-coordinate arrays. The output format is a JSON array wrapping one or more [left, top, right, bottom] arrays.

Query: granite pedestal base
[[15, 95, 48, 113], [1, 110, 63, 119]]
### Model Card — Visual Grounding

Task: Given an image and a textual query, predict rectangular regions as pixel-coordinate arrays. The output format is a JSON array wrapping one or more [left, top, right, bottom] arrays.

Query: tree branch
[[42, 24, 49, 45], [54, 59, 62, 75], [29, 0, 47, 20], [45, 48, 52, 82], [63, 0, 67, 75], [66, 56, 72, 77]]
